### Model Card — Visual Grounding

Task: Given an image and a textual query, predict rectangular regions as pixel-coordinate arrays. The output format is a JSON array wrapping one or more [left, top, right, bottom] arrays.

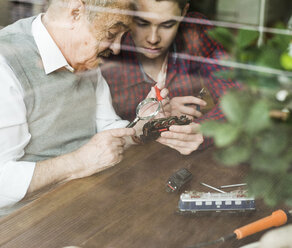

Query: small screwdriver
[[187, 209, 291, 248], [184, 88, 207, 111], [154, 85, 166, 116]]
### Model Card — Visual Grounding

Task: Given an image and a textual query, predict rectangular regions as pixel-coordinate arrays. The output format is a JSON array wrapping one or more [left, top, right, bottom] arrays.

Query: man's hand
[[28, 128, 135, 195], [157, 123, 203, 155], [170, 96, 207, 119], [72, 128, 136, 179]]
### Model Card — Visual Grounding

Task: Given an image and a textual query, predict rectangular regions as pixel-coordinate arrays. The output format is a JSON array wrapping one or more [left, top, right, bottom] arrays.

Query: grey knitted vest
[[0, 17, 97, 162]]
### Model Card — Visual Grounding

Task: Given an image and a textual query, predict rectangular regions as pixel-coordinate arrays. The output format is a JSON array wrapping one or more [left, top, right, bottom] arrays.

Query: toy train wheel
[[168, 119, 176, 125], [161, 120, 169, 126], [154, 123, 162, 128]]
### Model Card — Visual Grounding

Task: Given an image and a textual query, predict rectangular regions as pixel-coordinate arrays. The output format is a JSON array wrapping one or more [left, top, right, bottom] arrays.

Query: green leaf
[[251, 153, 290, 173], [267, 32, 291, 52], [283, 150, 292, 164], [238, 47, 261, 64], [214, 124, 240, 147], [247, 172, 273, 198], [245, 100, 271, 134], [200, 121, 221, 137], [270, 173, 292, 206], [220, 92, 246, 125], [207, 27, 234, 51], [287, 99, 292, 111], [213, 70, 235, 80], [285, 198, 292, 207], [247, 172, 284, 207], [283, 174, 292, 207], [237, 29, 259, 49], [201, 122, 241, 147], [214, 144, 251, 166], [257, 48, 282, 69], [256, 129, 288, 156]]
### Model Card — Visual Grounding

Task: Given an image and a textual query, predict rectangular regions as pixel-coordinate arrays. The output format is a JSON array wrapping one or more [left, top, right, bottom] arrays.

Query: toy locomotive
[[140, 115, 192, 143], [178, 190, 255, 213]]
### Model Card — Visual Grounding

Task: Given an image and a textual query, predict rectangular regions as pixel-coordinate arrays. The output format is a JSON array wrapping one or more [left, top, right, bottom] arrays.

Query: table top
[[0, 143, 281, 248]]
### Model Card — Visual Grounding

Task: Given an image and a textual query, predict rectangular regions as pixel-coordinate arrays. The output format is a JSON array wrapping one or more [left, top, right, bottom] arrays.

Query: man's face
[[131, 0, 184, 60], [71, 11, 130, 71]]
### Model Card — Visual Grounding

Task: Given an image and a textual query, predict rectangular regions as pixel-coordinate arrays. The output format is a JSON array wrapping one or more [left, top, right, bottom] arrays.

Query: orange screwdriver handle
[[154, 86, 163, 101], [234, 210, 288, 239]]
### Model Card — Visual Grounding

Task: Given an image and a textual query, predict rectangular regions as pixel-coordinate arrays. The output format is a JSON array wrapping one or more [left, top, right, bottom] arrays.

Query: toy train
[[178, 190, 255, 213], [140, 115, 192, 143]]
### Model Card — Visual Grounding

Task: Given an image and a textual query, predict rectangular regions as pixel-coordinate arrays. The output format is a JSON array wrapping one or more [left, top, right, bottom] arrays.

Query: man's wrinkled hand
[[72, 128, 135, 179]]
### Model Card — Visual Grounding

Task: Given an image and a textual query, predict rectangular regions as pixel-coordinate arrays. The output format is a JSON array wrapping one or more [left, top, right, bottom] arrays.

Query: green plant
[[201, 25, 292, 207]]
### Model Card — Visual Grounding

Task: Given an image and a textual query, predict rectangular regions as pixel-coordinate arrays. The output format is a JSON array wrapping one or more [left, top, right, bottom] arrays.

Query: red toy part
[[154, 86, 163, 101]]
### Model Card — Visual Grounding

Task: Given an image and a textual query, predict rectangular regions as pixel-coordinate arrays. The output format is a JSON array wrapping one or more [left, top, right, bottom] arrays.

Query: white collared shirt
[[0, 14, 129, 209]]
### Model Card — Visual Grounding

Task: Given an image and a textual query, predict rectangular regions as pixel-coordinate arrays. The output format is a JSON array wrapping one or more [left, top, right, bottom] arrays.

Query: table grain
[[0, 143, 281, 248]]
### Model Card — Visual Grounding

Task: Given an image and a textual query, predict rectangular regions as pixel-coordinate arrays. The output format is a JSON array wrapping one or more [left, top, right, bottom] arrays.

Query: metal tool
[[184, 88, 207, 111], [126, 85, 166, 128], [220, 183, 247, 188], [200, 182, 226, 193], [126, 98, 161, 128], [196, 88, 207, 111]]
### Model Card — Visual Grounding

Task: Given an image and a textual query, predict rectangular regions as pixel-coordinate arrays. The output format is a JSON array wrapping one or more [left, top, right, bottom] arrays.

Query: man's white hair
[[50, 0, 118, 7], [83, 0, 118, 21], [49, 0, 130, 21]]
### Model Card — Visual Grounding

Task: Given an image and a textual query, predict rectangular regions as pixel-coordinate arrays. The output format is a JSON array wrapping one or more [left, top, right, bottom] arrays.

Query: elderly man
[[0, 0, 138, 209], [0, 0, 202, 210]]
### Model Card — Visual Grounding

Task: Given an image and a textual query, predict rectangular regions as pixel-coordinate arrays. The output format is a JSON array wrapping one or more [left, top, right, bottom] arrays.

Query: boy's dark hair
[[156, 0, 189, 10]]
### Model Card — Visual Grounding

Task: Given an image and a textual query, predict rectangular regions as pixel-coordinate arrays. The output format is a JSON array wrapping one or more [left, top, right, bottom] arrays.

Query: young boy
[[101, 0, 241, 149]]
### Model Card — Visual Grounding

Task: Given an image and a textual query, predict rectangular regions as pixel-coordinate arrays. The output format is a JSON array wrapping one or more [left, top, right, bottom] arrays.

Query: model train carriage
[[178, 190, 255, 213], [141, 116, 192, 142]]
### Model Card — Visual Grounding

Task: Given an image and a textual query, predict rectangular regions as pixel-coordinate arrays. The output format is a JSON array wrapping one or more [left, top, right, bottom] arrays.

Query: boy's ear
[[182, 3, 189, 17]]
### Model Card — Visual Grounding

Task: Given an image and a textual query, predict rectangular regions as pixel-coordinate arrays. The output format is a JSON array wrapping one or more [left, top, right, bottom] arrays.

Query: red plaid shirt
[[102, 12, 241, 149]]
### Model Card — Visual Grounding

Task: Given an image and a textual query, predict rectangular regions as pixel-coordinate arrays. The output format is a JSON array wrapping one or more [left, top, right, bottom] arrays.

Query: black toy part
[[166, 168, 193, 193]]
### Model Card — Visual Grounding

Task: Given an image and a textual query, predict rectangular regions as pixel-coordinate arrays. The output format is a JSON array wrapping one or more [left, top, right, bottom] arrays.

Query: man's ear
[[182, 3, 189, 17], [70, 0, 86, 21]]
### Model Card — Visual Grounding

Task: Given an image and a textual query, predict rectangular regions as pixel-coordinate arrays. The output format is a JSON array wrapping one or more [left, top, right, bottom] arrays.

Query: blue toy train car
[[178, 190, 255, 213]]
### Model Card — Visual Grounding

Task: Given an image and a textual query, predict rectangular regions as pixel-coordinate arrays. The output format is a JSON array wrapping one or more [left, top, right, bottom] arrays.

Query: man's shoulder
[[184, 12, 210, 23], [179, 12, 212, 33], [175, 12, 218, 56], [0, 16, 36, 52], [0, 16, 35, 38]]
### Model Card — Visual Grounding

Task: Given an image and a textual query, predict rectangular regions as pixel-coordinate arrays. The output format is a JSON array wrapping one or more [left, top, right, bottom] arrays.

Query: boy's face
[[131, 0, 186, 60]]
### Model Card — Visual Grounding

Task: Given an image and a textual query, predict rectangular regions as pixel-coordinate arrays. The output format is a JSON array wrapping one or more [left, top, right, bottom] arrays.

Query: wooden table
[[0, 143, 281, 248]]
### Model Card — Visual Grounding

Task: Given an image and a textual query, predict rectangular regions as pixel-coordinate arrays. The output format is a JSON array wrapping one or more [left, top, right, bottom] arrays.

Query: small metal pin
[[200, 182, 226, 193], [198, 88, 207, 98], [220, 183, 247, 189]]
